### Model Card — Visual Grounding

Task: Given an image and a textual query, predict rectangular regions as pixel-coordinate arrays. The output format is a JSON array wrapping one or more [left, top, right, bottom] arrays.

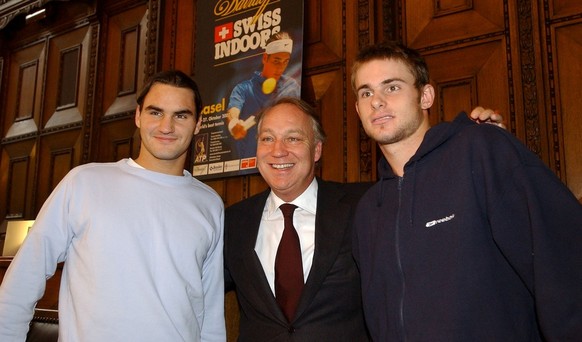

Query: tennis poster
[[192, 0, 304, 179]]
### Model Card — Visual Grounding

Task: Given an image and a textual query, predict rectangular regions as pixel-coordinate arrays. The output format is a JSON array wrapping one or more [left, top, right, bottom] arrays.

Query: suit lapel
[[294, 179, 352, 320], [235, 191, 289, 323]]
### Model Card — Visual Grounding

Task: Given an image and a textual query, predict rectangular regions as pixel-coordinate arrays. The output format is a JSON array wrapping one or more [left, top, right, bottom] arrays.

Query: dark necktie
[[275, 203, 303, 322]]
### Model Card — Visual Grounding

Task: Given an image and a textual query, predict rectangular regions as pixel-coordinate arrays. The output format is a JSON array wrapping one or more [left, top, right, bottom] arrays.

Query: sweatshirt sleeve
[[200, 203, 226, 342], [0, 174, 73, 341], [483, 130, 582, 340]]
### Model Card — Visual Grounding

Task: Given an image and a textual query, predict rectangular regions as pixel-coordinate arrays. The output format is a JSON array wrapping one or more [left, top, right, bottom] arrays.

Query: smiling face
[[134, 83, 198, 175], [256, 103, 322, 202], [354, 58, 433, 149]]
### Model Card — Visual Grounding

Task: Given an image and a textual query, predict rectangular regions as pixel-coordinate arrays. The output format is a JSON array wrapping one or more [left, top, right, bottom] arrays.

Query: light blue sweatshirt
[[0, 159, 226, 341]]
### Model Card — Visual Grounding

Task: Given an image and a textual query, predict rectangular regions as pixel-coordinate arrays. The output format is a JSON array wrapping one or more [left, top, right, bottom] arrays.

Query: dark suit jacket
[[225, 178, 372, 341]]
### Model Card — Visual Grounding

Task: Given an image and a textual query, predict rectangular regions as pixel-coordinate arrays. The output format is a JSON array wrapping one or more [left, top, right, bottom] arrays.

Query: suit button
[[288, 326, 295, 334]]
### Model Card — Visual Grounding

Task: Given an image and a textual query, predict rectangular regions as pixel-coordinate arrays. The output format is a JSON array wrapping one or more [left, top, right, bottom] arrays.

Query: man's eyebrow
[[356, 78, 405, 93], [173, 109, 194, 116], [144, 105, 193, 115], [384, 77, 406, 85], [144, 105, 163, 112], [382, 78, 405, 84], [356, 83, 371, 93], [259, 127, 306, 136]]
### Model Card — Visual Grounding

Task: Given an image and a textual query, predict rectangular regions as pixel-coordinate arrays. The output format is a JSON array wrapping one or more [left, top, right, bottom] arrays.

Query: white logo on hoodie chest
[[425, 214, 455, 227]]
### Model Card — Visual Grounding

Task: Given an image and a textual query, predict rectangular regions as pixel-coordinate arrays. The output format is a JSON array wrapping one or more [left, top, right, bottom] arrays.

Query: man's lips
[[154, 136, 178, 143], [372, 114, 394, 125], [270, 163, 294, 170]]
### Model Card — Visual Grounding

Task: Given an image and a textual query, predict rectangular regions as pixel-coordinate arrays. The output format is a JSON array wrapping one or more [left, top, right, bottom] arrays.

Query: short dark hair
[[256, 97, 327, 144], [136, 70, 203, 119], [351, 41, 430, 93]]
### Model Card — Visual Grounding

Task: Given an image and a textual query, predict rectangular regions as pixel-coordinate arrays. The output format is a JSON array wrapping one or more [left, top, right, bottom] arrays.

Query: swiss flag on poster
[[214, 23, 234, 43]]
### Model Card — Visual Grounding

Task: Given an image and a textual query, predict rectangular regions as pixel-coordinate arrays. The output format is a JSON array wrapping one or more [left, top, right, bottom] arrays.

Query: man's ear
[[314, 140, 323, 163], [420, 84, 435, 110]]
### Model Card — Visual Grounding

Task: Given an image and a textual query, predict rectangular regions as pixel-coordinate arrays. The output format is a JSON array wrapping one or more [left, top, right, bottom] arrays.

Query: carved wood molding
[[516, 0, 542, 157], [356, 0, 373, 181], [82, 22, 99, 163], [167, 0, 178, 70], [541, 0, 560, 177], [357, 0, 371, 49], [383, 0, 398, 41], [145, 0, 160, 78], [502, 0, 518, 140], [0, 0, 44, 30]]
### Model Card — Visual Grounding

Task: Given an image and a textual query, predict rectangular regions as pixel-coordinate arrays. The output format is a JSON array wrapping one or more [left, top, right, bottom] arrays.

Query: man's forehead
[[357, 59, 413, 85], [261, 110, 310, 133]]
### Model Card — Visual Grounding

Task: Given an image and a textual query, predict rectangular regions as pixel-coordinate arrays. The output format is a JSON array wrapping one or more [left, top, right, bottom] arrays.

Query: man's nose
[[272, 139, 288, 156], [371, 92, 386, 110], [159, 115, 175, 133]]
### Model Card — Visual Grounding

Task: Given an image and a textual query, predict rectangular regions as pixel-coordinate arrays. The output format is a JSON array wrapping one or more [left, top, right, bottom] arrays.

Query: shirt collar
[[127, 158, 144, 169], [266, 178, 318, 217]]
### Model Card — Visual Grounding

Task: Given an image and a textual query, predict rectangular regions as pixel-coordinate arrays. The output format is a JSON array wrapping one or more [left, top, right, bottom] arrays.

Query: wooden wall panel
[[403, 0, 512, 135], [551, 22, 582, 201], [43, 26, 91, 128], [424, 39, 510, 126], [405, 0, 504, 49], [97, 4, 148, 162], [102, 4, 148, 117], [3, 42, 45, 139], [36, 132, 82, 211], [1, 41, 45, 220], [35, 25, 94, 209], [160, 0, 195, 74], [48, 148, 75, 190], [551, 0, 582, 17], [538, 0, 582, 202], [2, 139, 37, 220], [317, 69, 345, 182], [97, 119, 140, 162], [16, 63, 37, 119], [1, 142, 37, 220], [303, 0, 349, 183], [6, 156, 32, 218]]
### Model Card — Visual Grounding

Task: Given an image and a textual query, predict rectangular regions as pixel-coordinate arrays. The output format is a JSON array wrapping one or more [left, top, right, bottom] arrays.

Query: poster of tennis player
[[193, 0, 304, 179]]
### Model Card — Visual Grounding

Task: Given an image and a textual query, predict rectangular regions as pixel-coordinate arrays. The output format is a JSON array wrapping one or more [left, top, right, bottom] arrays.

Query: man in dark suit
[[224, 97, 371, 341], [224, 97, 503, 341]]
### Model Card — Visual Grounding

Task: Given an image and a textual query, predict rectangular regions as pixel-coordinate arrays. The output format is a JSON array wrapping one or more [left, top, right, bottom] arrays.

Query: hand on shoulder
[[469, 106, 506, 130]]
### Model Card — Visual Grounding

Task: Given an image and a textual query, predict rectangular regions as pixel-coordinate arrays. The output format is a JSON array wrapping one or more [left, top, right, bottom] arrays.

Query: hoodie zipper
[[395, 176, 406, 341]]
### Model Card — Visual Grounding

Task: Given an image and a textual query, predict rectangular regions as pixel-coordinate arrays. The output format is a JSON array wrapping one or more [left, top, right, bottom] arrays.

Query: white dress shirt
[[255, 178, 318, 295]]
